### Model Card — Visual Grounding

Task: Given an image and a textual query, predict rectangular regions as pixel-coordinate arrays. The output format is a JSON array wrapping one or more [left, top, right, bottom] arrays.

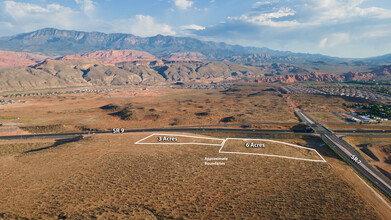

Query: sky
[[0, 0, 391, 58]]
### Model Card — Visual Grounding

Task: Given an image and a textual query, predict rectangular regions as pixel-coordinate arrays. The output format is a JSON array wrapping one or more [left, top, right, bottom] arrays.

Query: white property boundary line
[[135, 133, 326, 163], [134, 133, 225, 146], [219, 138, 326, 163], [220, 138, 326, 163]]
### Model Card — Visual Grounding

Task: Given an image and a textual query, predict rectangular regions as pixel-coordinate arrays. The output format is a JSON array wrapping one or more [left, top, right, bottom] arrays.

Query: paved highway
[[334, 130, 391, 134], [295, 110, 391, 199], [0, 125, 388, 141], [2, 117, 390, 200], [0, 127, 311, 140]]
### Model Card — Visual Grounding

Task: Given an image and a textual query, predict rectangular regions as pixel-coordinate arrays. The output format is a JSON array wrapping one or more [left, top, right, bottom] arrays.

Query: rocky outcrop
[[227, 53, 298, 63], [256, 71, 376, 83], [60, 49, 158, 64], [371, 65, 391, 76], [0, 57, 386, 91], [0, 50, 46, 67], [0, 28, 340, 65], [163, 52, 206, 62], [0, 60, 263, 91], [343, 71, 375, 81]]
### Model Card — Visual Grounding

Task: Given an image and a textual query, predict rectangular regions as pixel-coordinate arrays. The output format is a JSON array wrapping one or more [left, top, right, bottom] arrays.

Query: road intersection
[[296, 110, 391, 199]]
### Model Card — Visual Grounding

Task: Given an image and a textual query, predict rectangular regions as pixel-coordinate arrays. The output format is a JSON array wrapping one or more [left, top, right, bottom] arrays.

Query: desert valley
[[0, 28, 391, 219]]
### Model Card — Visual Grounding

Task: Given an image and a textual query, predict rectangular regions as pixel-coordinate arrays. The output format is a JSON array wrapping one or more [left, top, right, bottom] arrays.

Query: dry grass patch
[[0, 133, 380, 219], [20, 124, 67, 134], [343, 136, 391, 180], [221, 138, 323, 161], [291, 94, 365, 112], [305, 111, 345, 124], [137, 133, 223, 145], [0, 141, 54, 156], [1, 85, 298, 134], [328, 124, 391, 131]]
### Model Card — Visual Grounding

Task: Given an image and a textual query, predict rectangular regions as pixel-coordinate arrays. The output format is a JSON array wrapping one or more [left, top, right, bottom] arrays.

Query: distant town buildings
[[281, 85, 391, 101], [2, 88, 115, 99], [0, 100, 26, 105]]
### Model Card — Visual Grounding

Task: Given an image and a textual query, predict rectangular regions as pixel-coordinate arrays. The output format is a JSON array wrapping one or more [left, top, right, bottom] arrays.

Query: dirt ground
[[290, 94, 365, 112], [305, 111, 346, 124], [1, 84, 390, 219], [0, 133, 384, 219], [343, 136, 391, 180], [0, 85, 297, 134], [221, 138, 323, 161]]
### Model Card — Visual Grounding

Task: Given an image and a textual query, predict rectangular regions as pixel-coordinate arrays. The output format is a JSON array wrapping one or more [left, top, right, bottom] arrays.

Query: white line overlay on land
[[135, 133, 326, 163], [134, 133, 225, 146], [220, 138, 326, 163]]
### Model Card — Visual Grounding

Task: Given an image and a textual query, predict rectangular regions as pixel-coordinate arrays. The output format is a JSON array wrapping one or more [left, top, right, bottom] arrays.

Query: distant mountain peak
[[0, 28, 390, 68]]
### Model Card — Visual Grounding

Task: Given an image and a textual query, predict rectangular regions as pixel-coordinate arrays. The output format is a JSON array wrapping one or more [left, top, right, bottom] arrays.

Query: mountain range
[[1, 28, 390, 66], [0, 28, 390, 91], [0, 55, 389, 91]]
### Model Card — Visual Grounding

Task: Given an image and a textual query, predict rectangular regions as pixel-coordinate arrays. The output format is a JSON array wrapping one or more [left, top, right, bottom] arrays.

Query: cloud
[[252, 1, 274, 8], [0, 21, 13, 28], [193, 0, 391, 57], [229, 7, 298, 27], [234, 0, 391, 28], [75, 0, 95, 16], [178, 24, 206, 36], [319, 33, 350, 48], [319, 37, 328, 48], [0, 0, 390, 57], [180, 24, 205, 30], [173, 0, 194, 10], [306, 0, 391, 24], [114, 15, 175, 37], [0, 1, 175, 38], [1, 1, 80, 32]]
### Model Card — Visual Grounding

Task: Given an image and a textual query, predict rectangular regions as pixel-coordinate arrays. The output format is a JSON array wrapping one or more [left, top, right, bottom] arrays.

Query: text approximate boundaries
[[135, 133, 326, 163]]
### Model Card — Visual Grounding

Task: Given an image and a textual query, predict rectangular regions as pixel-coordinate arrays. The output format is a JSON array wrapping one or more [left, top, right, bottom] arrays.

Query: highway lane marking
[[136, 134, 326, 163], [300, 110, 391, 198], [324, 134, 391, 190], [296, 111, 315, 125], [324, 134, 353, 157]]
